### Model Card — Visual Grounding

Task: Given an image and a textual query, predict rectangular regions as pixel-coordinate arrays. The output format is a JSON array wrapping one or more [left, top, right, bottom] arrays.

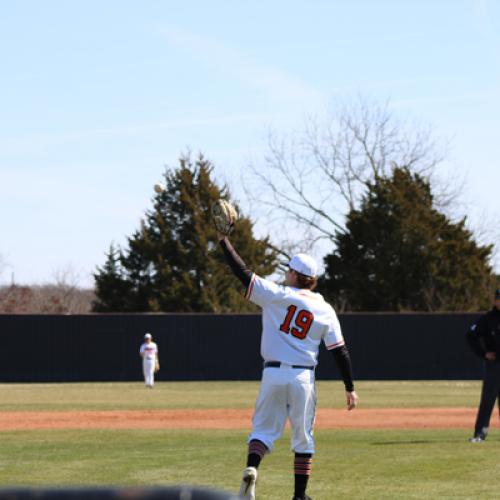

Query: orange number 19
[[279, 305, 314, 340]]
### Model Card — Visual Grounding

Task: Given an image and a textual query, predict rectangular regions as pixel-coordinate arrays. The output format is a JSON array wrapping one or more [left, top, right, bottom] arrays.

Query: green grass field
[[0, 380, 484, 411], [0, 381, 498, 499]]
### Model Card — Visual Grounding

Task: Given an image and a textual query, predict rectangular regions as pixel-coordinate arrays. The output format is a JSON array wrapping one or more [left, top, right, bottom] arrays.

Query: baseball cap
[[288, 253, 318, 278], [495, 289, 500, 299], [144, 333, 152, 339]]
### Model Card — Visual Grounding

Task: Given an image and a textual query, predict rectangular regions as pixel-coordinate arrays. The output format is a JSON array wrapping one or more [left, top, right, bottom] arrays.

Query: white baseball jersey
[[140, 342, 158, 360], [246, 274, 344, 366]]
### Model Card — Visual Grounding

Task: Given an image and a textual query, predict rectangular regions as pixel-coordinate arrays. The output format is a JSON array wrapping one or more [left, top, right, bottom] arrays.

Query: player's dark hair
[[294, 271, 318, 290]]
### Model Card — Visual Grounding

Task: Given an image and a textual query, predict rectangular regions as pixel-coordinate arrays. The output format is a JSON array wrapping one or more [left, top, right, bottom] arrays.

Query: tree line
[[93, 156, 277, 313], [93, 102, 497, 312], [0, 284, 94, 314], [3, 100, 495, 314]]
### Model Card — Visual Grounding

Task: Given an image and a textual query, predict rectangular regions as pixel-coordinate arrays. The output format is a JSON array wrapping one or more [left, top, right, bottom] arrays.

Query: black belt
[[264, 361, 314, 371]]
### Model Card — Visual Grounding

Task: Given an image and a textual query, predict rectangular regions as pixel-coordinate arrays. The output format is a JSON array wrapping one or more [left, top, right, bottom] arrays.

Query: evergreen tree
[[93, 154, 278, 312], [93, 244, 133, 312], [321, 167, 494, 311]]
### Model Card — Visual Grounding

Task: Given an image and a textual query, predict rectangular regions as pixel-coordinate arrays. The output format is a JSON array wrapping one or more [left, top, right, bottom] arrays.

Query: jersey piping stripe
[[245, 273, 257, 300], [326, 339, 345, 350]]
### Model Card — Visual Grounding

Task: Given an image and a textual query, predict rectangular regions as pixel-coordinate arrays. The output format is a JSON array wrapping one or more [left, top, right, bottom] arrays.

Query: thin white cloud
[[0, 111, 288, 155], [391, 87, 500, 108], [158, 25, 325, 106]]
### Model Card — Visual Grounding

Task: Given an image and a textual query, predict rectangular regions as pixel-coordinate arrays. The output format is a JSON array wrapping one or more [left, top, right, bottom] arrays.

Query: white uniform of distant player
[[139, 333, 158, 388], [246, 268, 345, 453]]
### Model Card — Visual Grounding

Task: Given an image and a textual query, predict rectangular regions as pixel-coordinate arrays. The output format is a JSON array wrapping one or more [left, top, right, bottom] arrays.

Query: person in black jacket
[[466, 288, 500, 442]]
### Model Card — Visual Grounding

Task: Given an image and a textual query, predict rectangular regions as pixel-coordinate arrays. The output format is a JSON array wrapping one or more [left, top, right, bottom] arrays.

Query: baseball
[[154, 182, 165, 194]]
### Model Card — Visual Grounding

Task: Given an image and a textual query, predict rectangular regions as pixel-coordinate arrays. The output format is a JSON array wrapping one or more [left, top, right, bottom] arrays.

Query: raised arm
[[218, 235, 253, 289]]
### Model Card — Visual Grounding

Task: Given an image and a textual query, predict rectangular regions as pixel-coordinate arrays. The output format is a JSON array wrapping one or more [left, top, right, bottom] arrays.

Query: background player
[[139, 333, 159, 388], [466, 288, 500, 442], [217, 232, 358, 500]]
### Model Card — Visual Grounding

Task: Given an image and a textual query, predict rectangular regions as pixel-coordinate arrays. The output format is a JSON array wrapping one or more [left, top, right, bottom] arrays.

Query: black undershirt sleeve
[[219, 237, 252, 289], [331, 345, 355, 392]]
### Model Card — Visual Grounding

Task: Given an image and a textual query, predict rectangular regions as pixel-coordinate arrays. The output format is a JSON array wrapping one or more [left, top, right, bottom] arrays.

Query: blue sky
[[0, 0, 498, 287]]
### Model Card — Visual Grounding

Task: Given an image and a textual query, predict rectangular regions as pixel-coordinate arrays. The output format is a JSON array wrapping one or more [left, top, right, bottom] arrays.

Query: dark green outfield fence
[[0, 313, 483, 382]]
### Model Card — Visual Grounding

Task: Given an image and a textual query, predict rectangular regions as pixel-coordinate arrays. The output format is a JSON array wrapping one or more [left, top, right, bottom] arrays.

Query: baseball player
[[217, 232, 358, 500], [139, 333, 159, 388], [466, 288, 500, 442]]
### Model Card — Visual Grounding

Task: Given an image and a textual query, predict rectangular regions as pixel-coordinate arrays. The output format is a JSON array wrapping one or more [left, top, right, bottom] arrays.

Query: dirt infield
[[0, 407, 489, 431]]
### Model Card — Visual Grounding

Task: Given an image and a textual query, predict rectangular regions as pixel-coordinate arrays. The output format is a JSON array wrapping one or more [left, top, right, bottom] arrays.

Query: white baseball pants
[[249, 364, 317, 454], [143, 358, 155, 387]]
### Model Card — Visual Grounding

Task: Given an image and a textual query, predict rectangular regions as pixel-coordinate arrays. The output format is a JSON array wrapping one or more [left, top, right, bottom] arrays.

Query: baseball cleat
[[239, 466, 257, 499], [469, 435, 485, 443], [469, 428, 487, 442]]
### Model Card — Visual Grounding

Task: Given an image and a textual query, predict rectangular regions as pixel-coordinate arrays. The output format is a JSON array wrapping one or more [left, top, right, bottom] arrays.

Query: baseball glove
[[211, 199, 237, 235], [154, 358, 160, 373]]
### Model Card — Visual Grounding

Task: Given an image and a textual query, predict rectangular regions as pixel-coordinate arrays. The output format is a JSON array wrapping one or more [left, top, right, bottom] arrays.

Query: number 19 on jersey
[[279, 305, 314, 340]]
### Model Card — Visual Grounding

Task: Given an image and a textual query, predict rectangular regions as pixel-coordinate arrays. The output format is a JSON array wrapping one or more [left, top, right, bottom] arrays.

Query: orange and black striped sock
[[247, 439, 268, 468], [294, 453, 313, 498]]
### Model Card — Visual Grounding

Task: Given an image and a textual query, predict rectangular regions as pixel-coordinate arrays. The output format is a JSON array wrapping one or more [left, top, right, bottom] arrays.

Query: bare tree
[[0, 254, 7, 281], [245, 97, 448, 251], [0, 265, 95, 314], [31, 266, 94, 314], [0, 285, 34, 313]]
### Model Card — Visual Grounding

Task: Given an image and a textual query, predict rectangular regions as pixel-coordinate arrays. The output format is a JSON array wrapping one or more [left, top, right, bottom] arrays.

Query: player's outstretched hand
[[346, 391, 358, 411]]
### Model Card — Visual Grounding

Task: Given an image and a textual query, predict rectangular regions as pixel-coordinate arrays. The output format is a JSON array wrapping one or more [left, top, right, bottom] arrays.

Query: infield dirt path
[[0, 408, 488, 431]]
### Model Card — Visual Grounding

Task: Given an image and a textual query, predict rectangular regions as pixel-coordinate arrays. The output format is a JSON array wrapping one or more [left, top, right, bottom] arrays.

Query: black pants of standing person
[[474, 362, 500, 438]]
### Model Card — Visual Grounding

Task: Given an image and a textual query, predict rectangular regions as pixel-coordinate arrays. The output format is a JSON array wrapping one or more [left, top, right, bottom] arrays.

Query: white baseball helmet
[[144, 333, 152, 339]]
